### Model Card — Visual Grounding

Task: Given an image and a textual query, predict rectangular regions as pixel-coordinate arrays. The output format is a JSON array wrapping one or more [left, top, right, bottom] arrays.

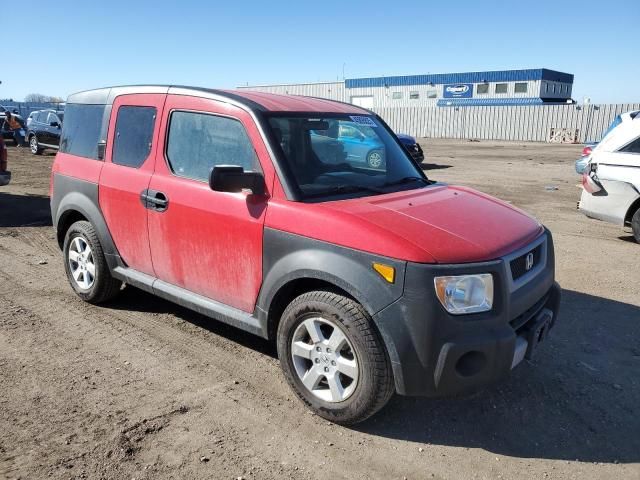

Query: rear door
[[49, 112, 63, 147], [147, 94, 274, 313], [44, 112, 62, 146], [98, 94, 166, 275]]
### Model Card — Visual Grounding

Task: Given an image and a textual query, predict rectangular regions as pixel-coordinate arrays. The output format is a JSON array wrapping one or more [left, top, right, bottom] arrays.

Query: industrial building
[[238, 68, 574, 108]]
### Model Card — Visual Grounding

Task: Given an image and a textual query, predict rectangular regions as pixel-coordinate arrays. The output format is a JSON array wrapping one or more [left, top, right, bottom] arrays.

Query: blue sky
[[3, 0, 639, 103]]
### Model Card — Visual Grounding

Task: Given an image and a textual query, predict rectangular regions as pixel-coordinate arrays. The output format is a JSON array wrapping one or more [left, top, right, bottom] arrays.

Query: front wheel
[[277, 290, 394, 425], [632, 208, 640, 244], [29, 135, 42, 155], [63, 221, 122, 304]]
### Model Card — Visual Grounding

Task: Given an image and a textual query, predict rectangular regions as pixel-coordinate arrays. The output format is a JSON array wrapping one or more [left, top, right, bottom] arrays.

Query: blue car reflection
[[311, 122, 385, 168]]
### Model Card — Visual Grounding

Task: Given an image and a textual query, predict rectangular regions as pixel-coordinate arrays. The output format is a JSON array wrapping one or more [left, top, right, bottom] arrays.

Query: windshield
[[268, 114, 428, 201]]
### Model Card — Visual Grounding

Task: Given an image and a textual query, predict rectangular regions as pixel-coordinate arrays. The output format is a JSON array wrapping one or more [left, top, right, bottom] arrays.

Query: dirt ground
[[1, 139, 638, 480]]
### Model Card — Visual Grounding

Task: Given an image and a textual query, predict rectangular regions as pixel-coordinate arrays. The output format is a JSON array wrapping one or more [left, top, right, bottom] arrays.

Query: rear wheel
[[29, 135, 42, 155], [632, 208, 640, 244], [277, 290, 394, 425], [367, 150, 384, 169], [63, 221, 122, 304]]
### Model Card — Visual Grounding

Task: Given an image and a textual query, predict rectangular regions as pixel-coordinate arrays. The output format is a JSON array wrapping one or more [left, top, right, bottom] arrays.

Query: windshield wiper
[[382, 176, 430, 188], [306, 184, 386, 198]]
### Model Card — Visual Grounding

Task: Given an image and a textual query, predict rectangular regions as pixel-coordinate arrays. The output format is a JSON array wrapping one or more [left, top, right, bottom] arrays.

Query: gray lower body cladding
[[51, 174, 560, 398]]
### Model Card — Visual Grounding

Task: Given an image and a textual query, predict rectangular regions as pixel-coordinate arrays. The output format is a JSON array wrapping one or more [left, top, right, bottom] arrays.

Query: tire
[[63, 221, 122, 304], [632, 208, 640, 244], [277, 290, 394, 425], [366, 149, 384, 169], [29, 135, 42, 155]]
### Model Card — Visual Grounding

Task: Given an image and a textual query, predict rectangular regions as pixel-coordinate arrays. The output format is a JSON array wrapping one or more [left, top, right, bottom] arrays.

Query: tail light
[[581, 145, 593, 157]]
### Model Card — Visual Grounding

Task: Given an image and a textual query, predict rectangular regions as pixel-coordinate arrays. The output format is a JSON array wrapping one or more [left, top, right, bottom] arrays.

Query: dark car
[[397, 133, 424, 162], [27, 109, 64, 155]]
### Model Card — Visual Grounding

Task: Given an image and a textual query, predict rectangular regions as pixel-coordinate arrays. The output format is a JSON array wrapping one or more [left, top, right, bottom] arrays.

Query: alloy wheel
[[68, 236, 96, 290], [29, 136, 38, 154], [291, 317, 359, 402], [368, 151, 383, 168]]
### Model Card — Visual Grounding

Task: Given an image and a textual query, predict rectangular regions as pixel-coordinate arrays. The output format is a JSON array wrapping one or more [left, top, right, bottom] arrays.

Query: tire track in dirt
[[0, 244, 428, 480]]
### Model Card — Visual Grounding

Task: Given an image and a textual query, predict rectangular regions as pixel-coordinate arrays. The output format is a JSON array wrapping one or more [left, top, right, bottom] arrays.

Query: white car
[[579, 114, 640, 242]]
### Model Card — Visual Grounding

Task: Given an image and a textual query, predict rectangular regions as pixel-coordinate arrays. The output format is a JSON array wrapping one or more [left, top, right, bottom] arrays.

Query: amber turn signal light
[[373, 263, 395, 283]]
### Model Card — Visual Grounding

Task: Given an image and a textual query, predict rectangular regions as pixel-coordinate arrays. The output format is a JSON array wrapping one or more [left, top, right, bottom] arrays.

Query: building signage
[[443, 83, 473, 99]]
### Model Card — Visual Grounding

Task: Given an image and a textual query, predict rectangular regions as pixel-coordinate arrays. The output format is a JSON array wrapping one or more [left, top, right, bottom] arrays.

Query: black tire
[[632, 208, 640, 244], [63, 221, 122, 304], [366, 149, 385, 169], [29, 135, 42, 155], [277, 290, 394, 425]]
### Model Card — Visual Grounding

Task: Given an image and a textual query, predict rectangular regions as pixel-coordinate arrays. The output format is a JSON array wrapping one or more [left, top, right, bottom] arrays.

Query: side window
[[47, 112, 60, 125], [59, 104, 106, 160], [619, 137, 640, 154], [112, 106, 157, 168], [166, 111, 260, 182], [476, 84, 489, 94], [339, 124, 359, 139]]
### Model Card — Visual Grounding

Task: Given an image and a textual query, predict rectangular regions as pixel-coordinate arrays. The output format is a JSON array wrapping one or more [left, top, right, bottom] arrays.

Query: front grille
[[510, 244, 542, 280], [510, 293, 548, 332]]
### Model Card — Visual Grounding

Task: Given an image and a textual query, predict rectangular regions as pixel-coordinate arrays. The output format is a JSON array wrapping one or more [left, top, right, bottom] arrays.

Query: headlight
[[434, 274, 493, 315]]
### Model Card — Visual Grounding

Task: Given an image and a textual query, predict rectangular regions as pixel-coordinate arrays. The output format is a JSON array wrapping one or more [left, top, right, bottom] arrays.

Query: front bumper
[[407, 143, 425, 162], [373, 230, 560, 396]]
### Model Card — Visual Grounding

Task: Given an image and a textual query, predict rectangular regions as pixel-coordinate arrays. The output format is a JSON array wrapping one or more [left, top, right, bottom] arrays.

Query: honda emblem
[[525, 252, 534, 271]]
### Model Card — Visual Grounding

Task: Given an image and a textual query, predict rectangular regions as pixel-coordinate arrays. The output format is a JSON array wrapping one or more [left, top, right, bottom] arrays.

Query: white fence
[[372, 103, 640, 143]]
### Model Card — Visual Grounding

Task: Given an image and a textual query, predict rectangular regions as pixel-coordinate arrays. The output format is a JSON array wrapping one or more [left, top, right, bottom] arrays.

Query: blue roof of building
[[345, 69, 573, 89], [436, 97, 570, 107]]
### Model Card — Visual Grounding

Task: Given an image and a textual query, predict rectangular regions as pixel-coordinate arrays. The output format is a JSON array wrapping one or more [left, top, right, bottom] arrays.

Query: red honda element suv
[[51, 86, 561, 424]]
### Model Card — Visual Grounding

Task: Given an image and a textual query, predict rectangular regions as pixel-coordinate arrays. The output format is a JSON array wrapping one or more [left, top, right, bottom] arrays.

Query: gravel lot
[[1, 139, 638, 480]]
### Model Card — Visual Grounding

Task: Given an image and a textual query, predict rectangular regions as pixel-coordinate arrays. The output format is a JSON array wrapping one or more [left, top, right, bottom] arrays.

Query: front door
[[147, 95, 274, 313], [98, 94, 166, 275]]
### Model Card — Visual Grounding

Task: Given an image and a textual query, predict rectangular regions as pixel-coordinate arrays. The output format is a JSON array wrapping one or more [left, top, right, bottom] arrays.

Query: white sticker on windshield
[[349, 116, 377, 127]]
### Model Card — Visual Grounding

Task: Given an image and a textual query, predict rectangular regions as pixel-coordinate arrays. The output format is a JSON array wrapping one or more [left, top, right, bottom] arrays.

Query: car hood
[[328, 184, 544, 263], [396, 133, 416, 145]]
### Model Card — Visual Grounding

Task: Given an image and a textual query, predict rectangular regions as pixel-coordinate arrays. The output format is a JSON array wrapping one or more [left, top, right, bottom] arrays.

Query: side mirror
[[209, 165, 266, 196], [50, 121, 60, 128]]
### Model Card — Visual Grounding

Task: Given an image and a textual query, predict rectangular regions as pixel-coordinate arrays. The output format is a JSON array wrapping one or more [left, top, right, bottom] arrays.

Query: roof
[[221, 90, 368, 114], [66, 85, 369, 114], [345, 69, 574, 89]]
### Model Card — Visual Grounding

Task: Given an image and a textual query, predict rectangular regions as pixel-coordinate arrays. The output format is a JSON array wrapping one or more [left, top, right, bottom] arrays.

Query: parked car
[[575, 110, 640, 174], [51, 86, 560, 424], [579, 113, 640, 242], [310, 121, 386, 168], [27, 109, 64, 155], [0, 136, 10, 186], [397, 133, 425, 163]]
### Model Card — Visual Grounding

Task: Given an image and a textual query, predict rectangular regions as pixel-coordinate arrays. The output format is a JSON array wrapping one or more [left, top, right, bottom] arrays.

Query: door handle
[[140, 189, 169, 212]]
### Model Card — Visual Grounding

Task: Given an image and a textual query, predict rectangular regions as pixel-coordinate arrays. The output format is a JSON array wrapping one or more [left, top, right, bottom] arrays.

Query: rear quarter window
[[59, 104, 106, 160]]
